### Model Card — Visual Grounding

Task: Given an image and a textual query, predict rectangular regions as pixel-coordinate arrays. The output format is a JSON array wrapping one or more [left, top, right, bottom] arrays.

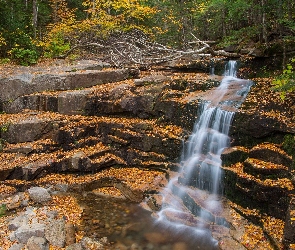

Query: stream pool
[[77, 192, 219, 250]]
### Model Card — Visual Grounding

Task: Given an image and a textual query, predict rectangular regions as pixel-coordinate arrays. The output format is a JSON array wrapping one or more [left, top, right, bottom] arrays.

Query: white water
[[156, 61, 252, 240]]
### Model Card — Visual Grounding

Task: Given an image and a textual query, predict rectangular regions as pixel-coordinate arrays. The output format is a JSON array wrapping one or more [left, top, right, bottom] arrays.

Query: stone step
[[223, 163, 293, 219], [0, 142, 121, 181], [243, 158, 290, 179], [0, 112, 182, 157], [1, 67, 137, 109], [249, 143, 292, 168], [0, 111, 183, 180]]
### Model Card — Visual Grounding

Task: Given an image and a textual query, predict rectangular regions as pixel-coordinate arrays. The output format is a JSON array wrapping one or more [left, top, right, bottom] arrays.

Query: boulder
[[65, 223, 76, 246], [45, 218, 66, 248], [8, 214, 29, 231], [27, 236, 49, 250], [14, 223, 46, 244], [28, 187, 52, 203]]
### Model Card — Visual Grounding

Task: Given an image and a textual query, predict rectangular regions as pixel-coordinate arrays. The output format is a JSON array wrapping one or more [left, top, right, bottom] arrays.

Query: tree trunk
[[32, 0, 38, 39]]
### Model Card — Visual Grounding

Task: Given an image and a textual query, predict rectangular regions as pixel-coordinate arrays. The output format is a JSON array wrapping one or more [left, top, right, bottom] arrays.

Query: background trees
[[0, 0, 294, 65]]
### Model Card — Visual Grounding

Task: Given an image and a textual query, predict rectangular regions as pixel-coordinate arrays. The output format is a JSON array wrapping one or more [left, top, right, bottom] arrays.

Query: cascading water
[[156, 60, 252, 247]]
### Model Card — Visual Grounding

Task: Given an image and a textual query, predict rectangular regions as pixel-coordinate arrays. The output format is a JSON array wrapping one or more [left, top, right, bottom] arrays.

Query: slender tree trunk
[[261, 0, 267, 43], [32, 0, 38, 38]]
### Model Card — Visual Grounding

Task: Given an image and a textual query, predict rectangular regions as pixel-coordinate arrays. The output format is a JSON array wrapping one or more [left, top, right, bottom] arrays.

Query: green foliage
[[43, 33, 71, 58], [272, 58, 295, 100], [0, 58, 10, 65], [217, 26, 259, 48], [0, 204, 6, 217], [10, 48, 39, 66]]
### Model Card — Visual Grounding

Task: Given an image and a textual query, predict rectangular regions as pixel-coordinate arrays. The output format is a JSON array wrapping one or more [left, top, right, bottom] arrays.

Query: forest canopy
[[0, 0, 294, 66]]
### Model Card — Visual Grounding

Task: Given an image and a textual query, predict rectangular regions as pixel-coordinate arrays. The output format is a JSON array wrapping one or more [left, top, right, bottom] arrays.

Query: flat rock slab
[[0, 68, 137, 103], [1, 116, 54, 144]]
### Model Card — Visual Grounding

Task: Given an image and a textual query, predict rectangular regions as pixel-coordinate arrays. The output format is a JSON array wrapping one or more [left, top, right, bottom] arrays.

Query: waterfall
[[156, 61, 252, 242]]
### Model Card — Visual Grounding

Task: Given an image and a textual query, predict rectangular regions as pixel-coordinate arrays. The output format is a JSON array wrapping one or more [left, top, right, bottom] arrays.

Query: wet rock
[[249, 146, 292, 167], [28, 187, 52, 203], [45, 218, 66, 248], [14, 223, 46, 244], [145, 194, 163, 211], [27, 236, 49, 250], [113, 242, 128, 250], [130, 243, 142, 250]]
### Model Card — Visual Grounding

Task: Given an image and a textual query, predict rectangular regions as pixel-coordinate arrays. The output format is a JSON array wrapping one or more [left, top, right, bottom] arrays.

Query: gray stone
[[27, 236, 49, 250], [45, 218, 66, 247], [8, 214, 29, 231], [0, 68, 137, 114], [71, 152, 91, 171], [65, 243, 83, 250], [58, 89, 92, 115], [55, 184, 69, 193], [8, 243, 24, 250], [109, 84, 132, 100], [14, 223, 46, 244], [45, 210, 58, 220], [28, 187, 52, 203], [80, 237, 104, 250], [2, 117, 53, 144], [6, 194, 21, 210]]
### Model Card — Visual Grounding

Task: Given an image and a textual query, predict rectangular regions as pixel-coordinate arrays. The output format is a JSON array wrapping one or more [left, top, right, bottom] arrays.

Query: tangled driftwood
[[59, 29, 239, 67]]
